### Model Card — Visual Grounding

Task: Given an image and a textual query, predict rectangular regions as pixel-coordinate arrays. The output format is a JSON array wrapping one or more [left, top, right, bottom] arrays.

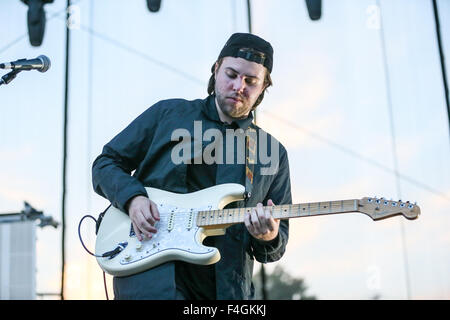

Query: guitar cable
[[78, 214, 126, 300], [78, 215, 127, 258]]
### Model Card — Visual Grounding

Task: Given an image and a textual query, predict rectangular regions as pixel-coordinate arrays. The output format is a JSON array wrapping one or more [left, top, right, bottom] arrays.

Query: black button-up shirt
[[92, 94, 292, 299]]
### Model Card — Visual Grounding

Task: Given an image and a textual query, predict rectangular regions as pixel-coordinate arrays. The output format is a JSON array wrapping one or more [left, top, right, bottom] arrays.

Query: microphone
[[0, 55, 51, 73]]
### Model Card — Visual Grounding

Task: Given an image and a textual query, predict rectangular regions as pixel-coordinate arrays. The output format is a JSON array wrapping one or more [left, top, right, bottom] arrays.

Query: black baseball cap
[[215, 33, 274, 73]]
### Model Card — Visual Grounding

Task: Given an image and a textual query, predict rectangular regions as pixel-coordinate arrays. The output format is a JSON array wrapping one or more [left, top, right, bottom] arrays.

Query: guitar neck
[[196, 199, 360, 228]]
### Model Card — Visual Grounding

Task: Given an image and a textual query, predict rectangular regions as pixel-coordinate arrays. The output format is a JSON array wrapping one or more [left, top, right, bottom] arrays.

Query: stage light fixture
[[305, 0, 322, 21], [147, 0, 162, 13], [20, 0, 54, 47]]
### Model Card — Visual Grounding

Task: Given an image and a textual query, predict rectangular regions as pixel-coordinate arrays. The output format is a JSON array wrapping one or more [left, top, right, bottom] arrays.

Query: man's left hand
[[244, 199, 280, 242]]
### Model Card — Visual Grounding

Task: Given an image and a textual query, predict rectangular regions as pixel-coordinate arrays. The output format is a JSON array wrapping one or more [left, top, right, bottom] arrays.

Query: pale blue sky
[[1, 0, 449, 299]]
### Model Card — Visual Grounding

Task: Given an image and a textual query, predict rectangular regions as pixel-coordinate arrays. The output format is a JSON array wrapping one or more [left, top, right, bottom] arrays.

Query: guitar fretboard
[[196, 199, 359, 227]]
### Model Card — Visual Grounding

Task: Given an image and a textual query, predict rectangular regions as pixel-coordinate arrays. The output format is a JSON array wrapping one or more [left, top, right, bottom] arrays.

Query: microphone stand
[[0, 69, 23, 86]]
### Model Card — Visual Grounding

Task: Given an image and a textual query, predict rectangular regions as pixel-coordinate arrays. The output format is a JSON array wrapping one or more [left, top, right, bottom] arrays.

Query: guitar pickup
[[187, 209, 194, 230], [167, 211, 175, 231]]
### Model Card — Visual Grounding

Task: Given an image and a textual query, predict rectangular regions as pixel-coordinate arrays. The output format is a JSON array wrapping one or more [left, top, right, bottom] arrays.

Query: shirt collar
[[202, 94, 254, 130]]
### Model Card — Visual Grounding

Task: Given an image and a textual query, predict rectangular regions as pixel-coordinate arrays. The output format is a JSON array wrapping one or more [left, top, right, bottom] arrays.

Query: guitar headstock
[[358, 197, 420, 220]]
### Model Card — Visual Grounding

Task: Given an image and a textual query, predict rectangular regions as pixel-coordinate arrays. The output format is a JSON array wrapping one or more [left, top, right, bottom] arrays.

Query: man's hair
[[207, 57, 273, 110]]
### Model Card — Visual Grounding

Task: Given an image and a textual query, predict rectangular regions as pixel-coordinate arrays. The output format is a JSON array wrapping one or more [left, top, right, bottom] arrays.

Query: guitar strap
[[245, 126, 257, 201], [95, 204, 111, 234]]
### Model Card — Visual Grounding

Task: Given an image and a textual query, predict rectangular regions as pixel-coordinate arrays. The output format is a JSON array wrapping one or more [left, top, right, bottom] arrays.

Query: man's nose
[[232, 77, 245, 93]]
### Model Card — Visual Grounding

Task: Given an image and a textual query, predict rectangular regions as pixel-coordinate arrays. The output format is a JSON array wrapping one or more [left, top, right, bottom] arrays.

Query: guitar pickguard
[[118, 204, 215, 266]]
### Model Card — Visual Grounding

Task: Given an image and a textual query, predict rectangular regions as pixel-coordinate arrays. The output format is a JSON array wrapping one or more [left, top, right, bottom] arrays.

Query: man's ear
[[214, 62, 219, 79], [260, 82, 269, 96]]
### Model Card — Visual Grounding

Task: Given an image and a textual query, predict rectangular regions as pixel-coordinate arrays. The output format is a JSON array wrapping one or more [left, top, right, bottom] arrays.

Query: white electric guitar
[[95, 183, 420, 277]]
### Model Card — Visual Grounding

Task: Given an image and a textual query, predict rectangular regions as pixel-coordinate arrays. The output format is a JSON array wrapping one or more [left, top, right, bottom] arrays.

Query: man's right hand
[[127, 195, 160, 241]]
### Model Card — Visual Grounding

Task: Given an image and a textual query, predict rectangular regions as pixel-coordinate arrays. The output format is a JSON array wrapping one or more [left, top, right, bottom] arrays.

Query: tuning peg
[[407, 201, 416, 209]]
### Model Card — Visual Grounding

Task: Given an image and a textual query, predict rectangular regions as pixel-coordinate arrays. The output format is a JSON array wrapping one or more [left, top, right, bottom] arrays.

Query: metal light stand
[[0, 201, 58, 228]]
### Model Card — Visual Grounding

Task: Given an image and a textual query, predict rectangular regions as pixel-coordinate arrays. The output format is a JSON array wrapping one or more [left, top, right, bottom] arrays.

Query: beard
[[215, 89, 253, 120]]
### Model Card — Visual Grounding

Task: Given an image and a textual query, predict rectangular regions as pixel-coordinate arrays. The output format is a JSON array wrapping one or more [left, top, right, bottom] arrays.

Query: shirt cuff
[[116, 186, 148, 213], [251, 232, 282, 253]]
